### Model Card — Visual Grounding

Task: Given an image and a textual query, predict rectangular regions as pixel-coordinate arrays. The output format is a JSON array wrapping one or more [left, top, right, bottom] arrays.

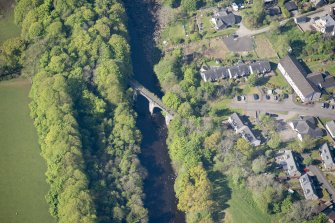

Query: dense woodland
[[1, 0, 148, 222]]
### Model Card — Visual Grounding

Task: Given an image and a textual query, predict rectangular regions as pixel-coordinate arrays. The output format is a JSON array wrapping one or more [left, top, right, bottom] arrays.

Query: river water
[[124, 0, 185, 223]]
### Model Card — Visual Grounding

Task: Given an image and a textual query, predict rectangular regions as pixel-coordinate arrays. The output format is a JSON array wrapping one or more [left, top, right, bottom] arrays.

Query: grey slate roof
[[212, 9, 236, 30], [320, 143, 335, 169], [284, 1, 298, 11], [228, 113, 261, 146], [229, 113, 245, 131], [320, 14, 335, 34], [200, 61, 271, 82], [311, 0, 325, 7], [326, 120, 335, 138], [200, 66, 230, 82], [228, 63, 250, 78], [307, 72, 335, 89], [279, 55, 320, 98], [279, 150, 301, 177], [291, 116, 324, 139], [249, 61, 272, 74], [299, 174, 318, 200]]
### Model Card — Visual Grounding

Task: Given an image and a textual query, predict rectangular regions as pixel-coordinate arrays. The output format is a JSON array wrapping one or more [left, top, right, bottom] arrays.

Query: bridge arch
[[130, 79, 174, 125]]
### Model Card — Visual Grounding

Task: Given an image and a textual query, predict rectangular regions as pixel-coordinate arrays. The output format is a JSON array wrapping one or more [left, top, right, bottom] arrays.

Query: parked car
[[253, 94, 259, 100], [265, 95, 270, 100], [236, 96, 241, 101], [274, 95, 279, 101], [321, 103, 330, 109], [241, 95, 246, 101]]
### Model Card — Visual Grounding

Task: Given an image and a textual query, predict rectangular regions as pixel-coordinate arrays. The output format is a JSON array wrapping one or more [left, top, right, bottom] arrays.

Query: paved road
[[230, 97, 335, 119], [309, 165, 335, 201]]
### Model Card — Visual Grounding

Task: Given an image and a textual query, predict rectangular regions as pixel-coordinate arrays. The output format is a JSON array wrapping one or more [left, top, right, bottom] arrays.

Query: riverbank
[[0, 78, 55, 223]]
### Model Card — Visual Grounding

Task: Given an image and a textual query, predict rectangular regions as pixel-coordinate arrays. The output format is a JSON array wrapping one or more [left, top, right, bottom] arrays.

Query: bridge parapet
[[130, 79, 175, 125]]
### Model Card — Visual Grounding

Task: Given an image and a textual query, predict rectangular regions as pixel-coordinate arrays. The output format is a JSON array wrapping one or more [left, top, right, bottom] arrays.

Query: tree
[[236, 138, 253, 157], [280, 201, 314, 223], [162, 92, 182, 110], [175, 165, 213, 213], [252, 155, 267, 174], [181, 0, 199, 12], [267, 133, 281, 149]]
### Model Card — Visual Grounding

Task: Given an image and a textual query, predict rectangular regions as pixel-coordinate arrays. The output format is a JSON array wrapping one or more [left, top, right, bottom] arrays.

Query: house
[[200, 66, 230, 82], [289, 116, 324, 141], [306, 72, 335, 90], [284, 1, 298, 12], [277, 150, 301, 177], [278, 55, 321, 102], [200, 60, 271, 82], [294, 16, 308, 24], [228, 113, 261, 146], [320, 143, 335, 170], [326, 120, 335, 139], [249, 61, 272, 74], [232, 2, 239, 11], [311, 0, 325, 8], [211, 8, 236, 30], [299, 174, 318, 200], [313, 14, 335, 36], [267, 6, 282, 16]]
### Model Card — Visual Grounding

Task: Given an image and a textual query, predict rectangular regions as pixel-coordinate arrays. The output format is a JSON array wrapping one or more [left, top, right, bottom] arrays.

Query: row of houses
[[278, 55, 335, 102], [228, 113, 261, 146], [200, 61, 272, 82]]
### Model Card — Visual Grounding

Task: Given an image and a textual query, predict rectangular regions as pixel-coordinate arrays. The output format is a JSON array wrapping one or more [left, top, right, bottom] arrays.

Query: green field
[[226, 181, 275, 223], [0, 78, 55, 223], [0, 7, 21, 43]]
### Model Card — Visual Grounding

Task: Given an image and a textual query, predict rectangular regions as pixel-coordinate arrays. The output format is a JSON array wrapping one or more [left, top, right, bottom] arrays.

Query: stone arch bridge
[[129, 79, 174, 125]]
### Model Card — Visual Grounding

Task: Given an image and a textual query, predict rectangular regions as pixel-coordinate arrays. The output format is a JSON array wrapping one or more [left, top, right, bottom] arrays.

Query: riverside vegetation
[[1, 0, 148, 222]]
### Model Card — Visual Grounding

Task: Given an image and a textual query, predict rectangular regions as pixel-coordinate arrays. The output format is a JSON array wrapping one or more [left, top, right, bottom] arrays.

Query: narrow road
[[230, 99, 335, 119], [308, 165, 335, 200]]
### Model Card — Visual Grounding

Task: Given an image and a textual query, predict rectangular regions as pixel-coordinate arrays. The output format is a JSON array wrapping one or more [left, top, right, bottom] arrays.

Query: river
[[123, 0, 185, 223]]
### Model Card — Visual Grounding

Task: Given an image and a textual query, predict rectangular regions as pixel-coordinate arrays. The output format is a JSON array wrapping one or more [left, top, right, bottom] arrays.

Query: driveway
[[309, 165, 335, 201], [231, 96, 335, 119]]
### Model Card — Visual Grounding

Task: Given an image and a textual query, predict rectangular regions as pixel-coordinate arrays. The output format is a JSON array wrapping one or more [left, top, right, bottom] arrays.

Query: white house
[[278, 55, 321, 102]]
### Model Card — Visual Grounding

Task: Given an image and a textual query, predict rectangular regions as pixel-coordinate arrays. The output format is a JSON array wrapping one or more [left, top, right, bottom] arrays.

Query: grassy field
[[0, 78, 55, 223], [254, 35, 278, 59], [0, 10, 21, 44], [226, 181, 275, 223]]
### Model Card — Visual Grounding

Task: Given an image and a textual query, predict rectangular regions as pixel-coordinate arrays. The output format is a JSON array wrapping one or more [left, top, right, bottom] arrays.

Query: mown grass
[[267, 71, 290, 89], [0, 10, 21, 44], [226, 181, 275, 223], [0, 78, 55, 223]]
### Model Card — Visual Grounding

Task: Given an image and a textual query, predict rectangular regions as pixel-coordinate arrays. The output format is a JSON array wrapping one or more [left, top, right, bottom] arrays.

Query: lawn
[[161, 21, 186, 44], [226, 180, 275, 223], [0, 78, 55, 223], [267, 71, 290, 89], [305, 60, 335, 76], [254, 34, 278, 59], [0, 9, 21, 44]]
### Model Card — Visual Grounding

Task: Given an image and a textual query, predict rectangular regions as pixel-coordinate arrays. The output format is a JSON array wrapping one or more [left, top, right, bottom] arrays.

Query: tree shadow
[[208, 171, 232, 222]]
